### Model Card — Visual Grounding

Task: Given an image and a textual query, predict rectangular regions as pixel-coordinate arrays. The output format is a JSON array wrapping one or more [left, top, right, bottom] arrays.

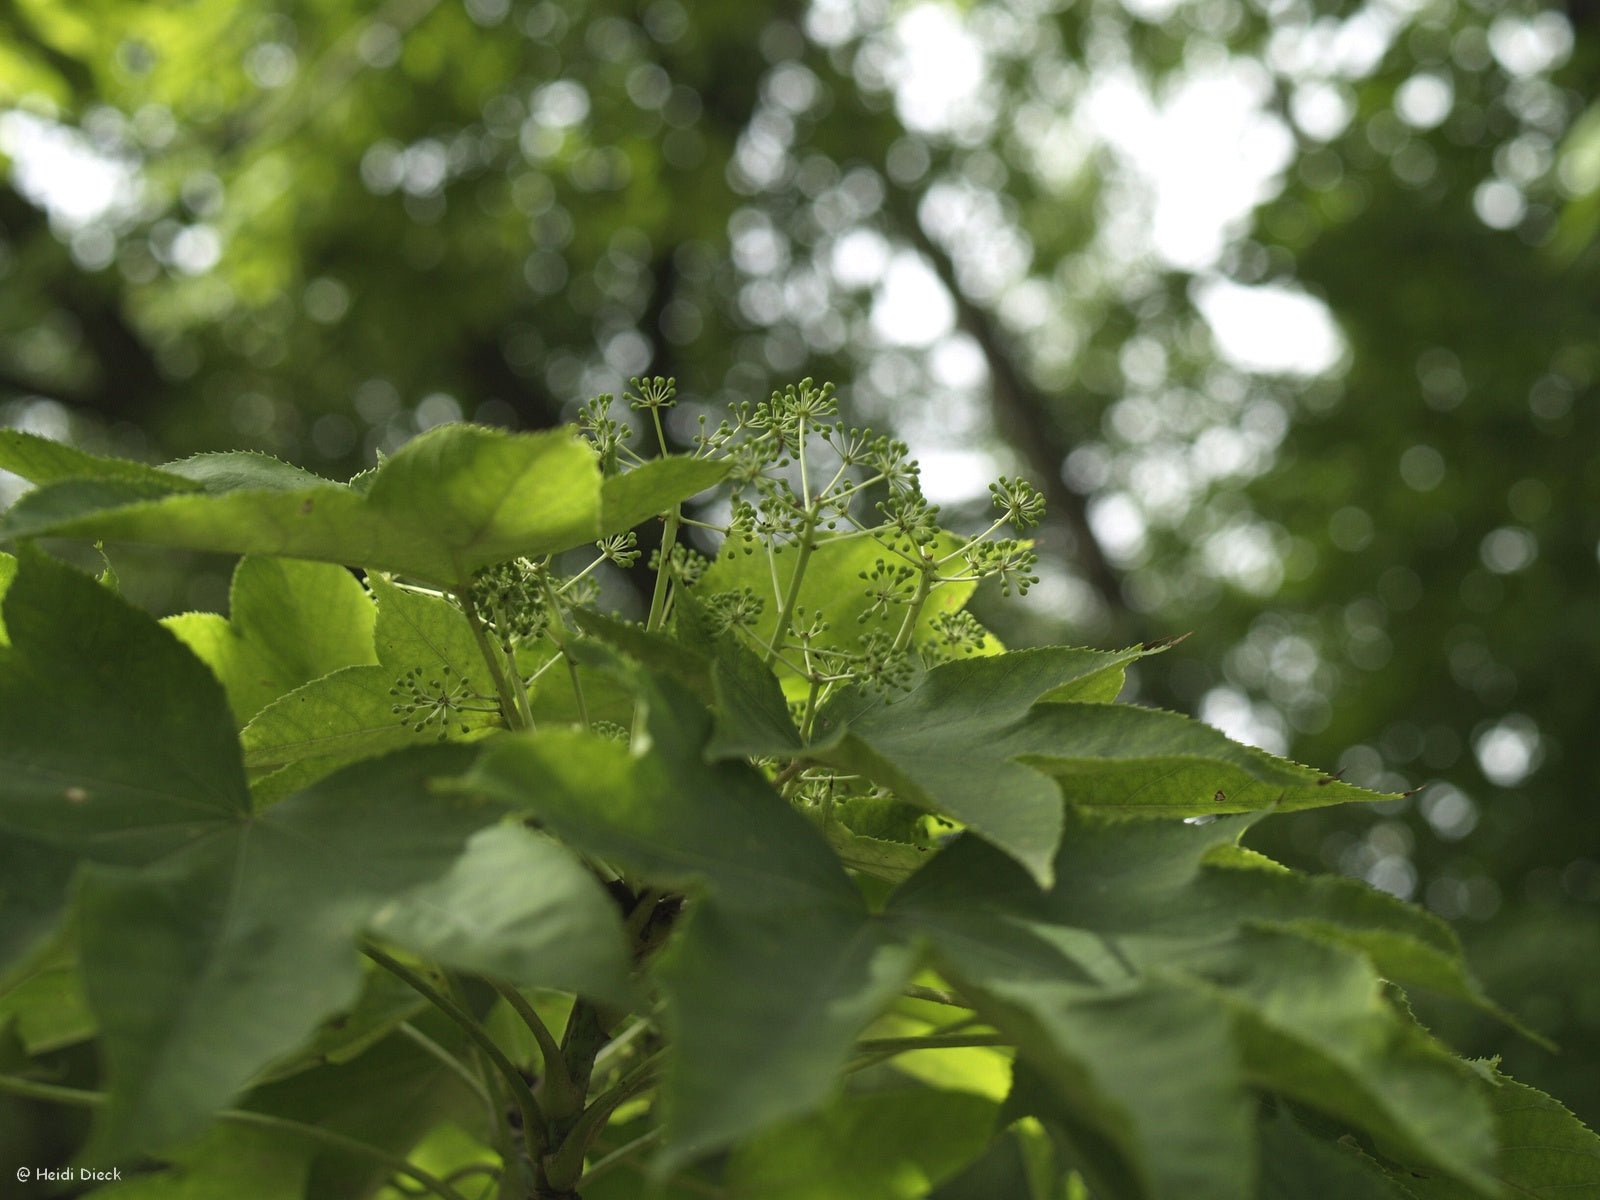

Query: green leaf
[[240, 576, 499, 782], [163, 557, 379, 727], [811, 647, 1164, 885], [1256, 1106, 1418, 1200], [724, 1088, 999, 1200], [161, 450, 339, 493], [814, 647, 1384, 886], [1191, 926, 1496, 1192], [367, 822, 635, 1005], [0, 548, 519, 1156], [0, 430, 199, 490], [1204, 845, 1529, 1036], [673, 595, 803, 761], [999, 982, 1257, 1200], [928, 1127, 1054, 1200], [1401, 1070, 1600, 1199], [84, 1124, 311, 1199], [890, 811, 1500, 1196], [0, 550, 15, 646], [0, 936, 94, 1054], [0, 547, 248, 974], [244, 1014, 485, 1199], [599, 453, 728, 531], [76, 744, 495, 1157], [1, 427, 717, 587], [463, 659, 916, 1170]]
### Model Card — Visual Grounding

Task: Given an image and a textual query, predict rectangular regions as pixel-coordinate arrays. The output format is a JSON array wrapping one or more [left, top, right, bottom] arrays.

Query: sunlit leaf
[[163, 557, 378, 727], [725, 1089, 999, 1200], [1, 427, 722, 587]]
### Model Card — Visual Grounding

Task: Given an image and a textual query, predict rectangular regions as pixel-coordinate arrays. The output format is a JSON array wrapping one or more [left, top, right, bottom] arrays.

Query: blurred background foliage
[[1, 0, 1596, 1136]]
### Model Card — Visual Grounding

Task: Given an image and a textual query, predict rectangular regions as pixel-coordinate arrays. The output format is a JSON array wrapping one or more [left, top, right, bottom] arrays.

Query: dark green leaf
[[812, 647, 1165, 885], [1402, 1069, 1600, 1199], [891, 811, 1499, 1195], [1256, 1105, 1418, 1200], [996, 982, 1256, 1200], [815, 647, 1384, 885], [464, 661, 915, 1170], [77, 745, 494, 1157], [724, 1088, 999, 1200], [84, 1124, 311, 1198], [367, 823, 635, 1006], [0, 547, 248, 974]]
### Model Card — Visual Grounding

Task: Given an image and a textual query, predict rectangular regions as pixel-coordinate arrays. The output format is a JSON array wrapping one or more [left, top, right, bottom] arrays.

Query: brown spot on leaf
[[1213, 789, 1226, 803], [300, 498, 315, 515]]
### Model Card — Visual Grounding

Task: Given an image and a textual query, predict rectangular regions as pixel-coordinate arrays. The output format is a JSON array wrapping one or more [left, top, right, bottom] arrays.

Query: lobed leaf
[[1400, 1070, 1600, 1199], [74, 745, 494, 1157], [889, 810, 1500, 1196], [0, 426, 724, 586], [241, 576, 499, 786], [0, 550, 626, 1161], [0, 547, 248, 975], [163, 557, 378, 727], [724, 1088, 1000, 1200], [812, 647, 1385, 886], [1256, 1106, 1418, 1200], [0, 430, 199, 491], [367, 823, 634, 1006], [811, 646, 1169, 886], [464, 657, 916, 1171]]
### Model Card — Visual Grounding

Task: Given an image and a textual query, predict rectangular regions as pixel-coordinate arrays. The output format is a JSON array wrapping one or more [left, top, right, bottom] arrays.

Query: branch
[[883, 189, 1137, 630]]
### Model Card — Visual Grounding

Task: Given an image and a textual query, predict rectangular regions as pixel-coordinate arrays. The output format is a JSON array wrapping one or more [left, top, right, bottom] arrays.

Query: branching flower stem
[[764, 507, 818, 666], [0, 1074, 477, 1200], [647, 506, 681, 632], [889, 560, 936, 657], [459, 589, 532, 731]]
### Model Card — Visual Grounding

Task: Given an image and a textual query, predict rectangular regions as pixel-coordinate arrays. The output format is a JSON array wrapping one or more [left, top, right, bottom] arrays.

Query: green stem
[[363, 944, 549, 1151], [855, 1032, 1005, 1055], [646, 508, 681, 632], [460, 593, 532, 731], [492, 982, 581, 1122], [624, 887, 665, 940], [800, 671, 823, 742], [902, 984, 967, 1008], [541, 1051, 664, 1192], [764, 509, 818, 666], [771, 758, 807, 791], [889, 561, 935, 657], [0, 1075, 475, 1200]]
